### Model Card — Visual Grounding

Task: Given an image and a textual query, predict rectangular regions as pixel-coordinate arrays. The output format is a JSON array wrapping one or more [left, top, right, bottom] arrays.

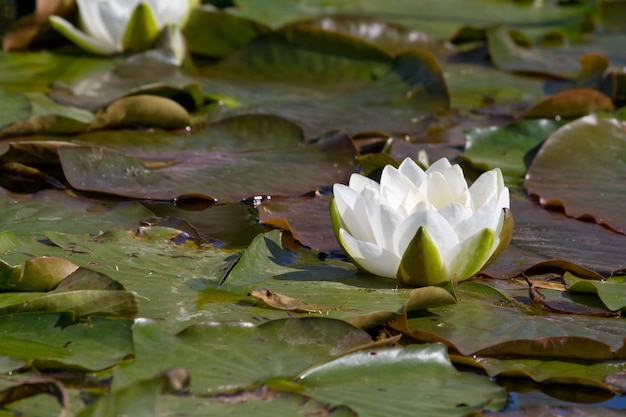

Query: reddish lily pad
[[524, 115, 626, 235], [484, 195, 626, 278], [258, 196, 337, 251], [525, 89, 614, 119], [58, 128, 357, 201]]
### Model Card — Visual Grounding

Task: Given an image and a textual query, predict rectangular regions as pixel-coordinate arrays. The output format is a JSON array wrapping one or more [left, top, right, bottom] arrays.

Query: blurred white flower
[[49, 0, 198, 55], [331, 157, 512, 287]]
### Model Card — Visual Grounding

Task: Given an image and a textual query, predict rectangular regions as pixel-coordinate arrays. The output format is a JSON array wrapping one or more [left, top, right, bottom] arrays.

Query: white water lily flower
[[330, 157, 512, 287], [49, 0, 198, 55]]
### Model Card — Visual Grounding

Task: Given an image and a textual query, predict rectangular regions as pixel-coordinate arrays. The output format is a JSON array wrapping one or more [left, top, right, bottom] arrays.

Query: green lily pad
[[0, 312, 133, 371], [0, 188, 154, 238], [524, 115, 626, 235], [78, 368, 188, 417], [398, 281, 626, 360], [298, 343, 507, 417], [228, 0, 594, 40], [458, 355, 626, 393], [204, 26, 449, 137], [0, 228, 233, 332], [154, 391, 357, 417], [0, 88, 31, 130], [0, 92, 93, 136], [113, 317, 372, 394], [216, 230, 456, 327], [564, 273, 626, 312], [183, 6, 272, 58], [286, 15, 456, 59], [487, 26, 586, 78], [0, 51, 117, 93], [462, 119, 563, 184], [51, 27, 449, 138]]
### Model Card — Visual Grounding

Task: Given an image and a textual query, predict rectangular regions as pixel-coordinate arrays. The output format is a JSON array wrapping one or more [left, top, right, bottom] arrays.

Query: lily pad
[[0, 188, 154, 238], [484, 194, 626, 278], [0, 228, 233, 332], [525, 89, 615, 119], [57, 128, 357, 201], [113, 317, 372, 394], [0, 88, 31, 130], [298, 343, 507, 417], [564, 273, 626, 312], [396, 281, 626, 360], [183, 6, 272, 58], [487, 26, 587, 78], [202, 26, 450, 137], [458, 355, 626, 393], [0, 312, 133, 371], [462, 119, 563, 184], [258, 196, 336, 251], [228, 0, 593, 40], [524, 115, 626, 235]]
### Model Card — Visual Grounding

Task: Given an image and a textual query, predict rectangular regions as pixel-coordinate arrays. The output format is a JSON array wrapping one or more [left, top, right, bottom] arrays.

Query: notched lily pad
[[524, 115, 626, 235]]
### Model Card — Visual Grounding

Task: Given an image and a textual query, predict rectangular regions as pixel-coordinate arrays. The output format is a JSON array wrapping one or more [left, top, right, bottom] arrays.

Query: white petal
[[393, 209, 459, 262], [455, 201, 502, 242], [438, 203, 472, 229], [425, 157, 452, 174], [333, 184, 375, 243], [146, 0, 190, 26], [348, 172, 379, 193], [469, 169, 499, 210], [362, 188, 403, 251], [497, 185, 510, 210], [380, 165, 419, 211], [440, 164, 470, 205], [420, 171, 455, 209], [339, 229, 400, 278], [397, 157, 426, 186]]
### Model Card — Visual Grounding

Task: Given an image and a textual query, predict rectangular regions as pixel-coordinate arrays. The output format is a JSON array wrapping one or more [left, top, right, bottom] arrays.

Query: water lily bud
[[330, 157, 512, 287], [49, 0, 198, 55]]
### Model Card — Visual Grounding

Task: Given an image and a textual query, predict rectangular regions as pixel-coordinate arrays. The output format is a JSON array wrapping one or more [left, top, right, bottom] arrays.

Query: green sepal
[[122, 2, 161, 53], [49, 15, 117, 55], [396, 226, 448, 287], [450, 228, 496, 282]]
